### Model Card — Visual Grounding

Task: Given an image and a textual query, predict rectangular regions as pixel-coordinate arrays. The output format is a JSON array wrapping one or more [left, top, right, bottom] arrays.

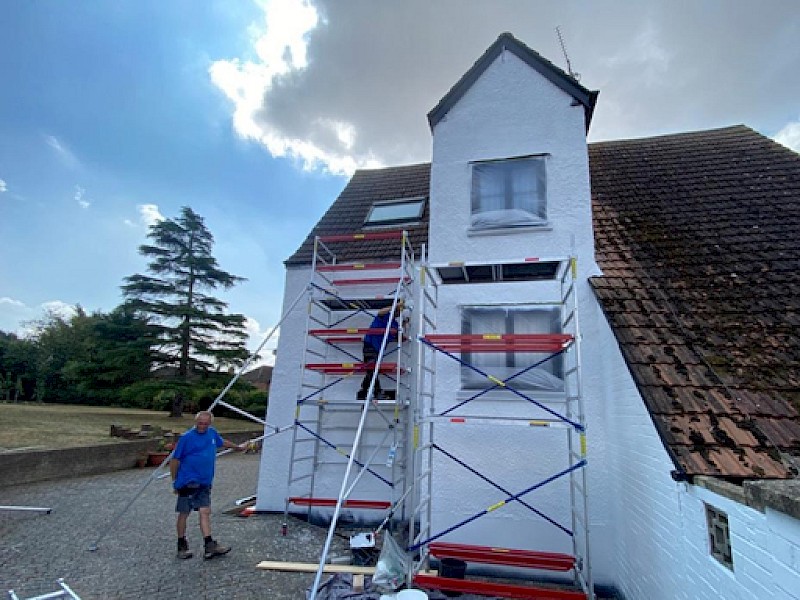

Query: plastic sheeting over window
[[470, 157, 546, 230], [460, 306, 564, 391]]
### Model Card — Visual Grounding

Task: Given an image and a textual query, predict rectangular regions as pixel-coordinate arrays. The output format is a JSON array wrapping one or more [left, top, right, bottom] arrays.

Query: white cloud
[[137, 204, 165, 228], [74, 185, 90, 209], [244, 315, 279, 367], [0, 298, 77, 336], [0, 178, 7, 193], [210, 0, 383, 175], [44, 134, 80, 168], [774, 119, 800, 152]]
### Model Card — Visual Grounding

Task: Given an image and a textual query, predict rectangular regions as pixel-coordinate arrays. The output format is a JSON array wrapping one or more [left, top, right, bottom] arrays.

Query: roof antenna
[[556, 26, 580, 82]]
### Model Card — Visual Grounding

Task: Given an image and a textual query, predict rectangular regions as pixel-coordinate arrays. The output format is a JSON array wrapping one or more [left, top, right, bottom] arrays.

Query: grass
[[0, 403, 262, 451]]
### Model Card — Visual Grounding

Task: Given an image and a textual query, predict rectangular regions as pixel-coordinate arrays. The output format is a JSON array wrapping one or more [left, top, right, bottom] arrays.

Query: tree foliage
[[121, 206, 251, 416]]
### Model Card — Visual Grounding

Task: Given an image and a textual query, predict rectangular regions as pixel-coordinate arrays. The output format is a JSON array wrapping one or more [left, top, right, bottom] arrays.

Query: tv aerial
[[556, 26, 581, 82]]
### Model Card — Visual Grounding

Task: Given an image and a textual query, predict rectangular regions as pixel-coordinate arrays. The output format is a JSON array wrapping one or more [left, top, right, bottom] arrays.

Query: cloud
[[244, 316, 279, 366], [774, 119, 800, 152], [0, 298, 77, 337], [74, 185, 90, 209], [210, 1, 800, 170], [137, 204, 165, 228], [44, 134, 80, 168], [0, 178, 6, 193]]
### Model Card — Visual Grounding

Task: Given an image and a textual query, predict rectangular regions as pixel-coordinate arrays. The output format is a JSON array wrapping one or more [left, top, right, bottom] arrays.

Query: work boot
[[177, 538, 193, 560], [204, 539, 231, 560]]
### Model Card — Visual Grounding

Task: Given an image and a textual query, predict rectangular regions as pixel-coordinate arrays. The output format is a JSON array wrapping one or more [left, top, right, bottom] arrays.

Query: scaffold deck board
[[413, 574, 587, 599], [288, 497, 391, 509], [429, 542, 576, 571]]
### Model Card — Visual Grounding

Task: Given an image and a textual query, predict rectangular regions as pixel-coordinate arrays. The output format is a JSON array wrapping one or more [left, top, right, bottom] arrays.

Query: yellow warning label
[[354, 234, 365, 239], [342, 363, 354, 368], [347, 328, 358, 333], [482, 334, 502, 340], [413, 425, 419, 448], [571, 257, 577, 279], [529, 420, 549, 427], [354, 263, 365, 269], [581, 434, 587, 457]]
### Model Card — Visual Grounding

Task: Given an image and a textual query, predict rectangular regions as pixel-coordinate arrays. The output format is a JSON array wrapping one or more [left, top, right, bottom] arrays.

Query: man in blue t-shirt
[[170, 410, 245, 560], [358, 299, 404, 400]]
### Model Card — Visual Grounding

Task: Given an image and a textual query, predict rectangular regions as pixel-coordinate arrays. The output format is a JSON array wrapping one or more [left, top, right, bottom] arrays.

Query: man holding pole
[[171, 410, 245, 559]]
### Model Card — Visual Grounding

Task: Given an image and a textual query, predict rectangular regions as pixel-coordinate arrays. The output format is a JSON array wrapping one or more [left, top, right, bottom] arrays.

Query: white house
[[258, 33, 800, 599]]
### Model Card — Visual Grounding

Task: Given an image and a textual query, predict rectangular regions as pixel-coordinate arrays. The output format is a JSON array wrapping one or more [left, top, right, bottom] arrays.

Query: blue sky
[[2, 0, 799, 365]]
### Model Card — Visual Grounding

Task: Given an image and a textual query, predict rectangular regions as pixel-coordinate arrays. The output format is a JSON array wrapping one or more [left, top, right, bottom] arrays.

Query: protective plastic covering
[[470, 158, 546, 230]]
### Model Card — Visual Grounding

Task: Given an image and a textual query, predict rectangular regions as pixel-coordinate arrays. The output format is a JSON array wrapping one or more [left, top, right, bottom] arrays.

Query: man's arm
[[170, 458, 180, 483], [223, 439, 247, 451]]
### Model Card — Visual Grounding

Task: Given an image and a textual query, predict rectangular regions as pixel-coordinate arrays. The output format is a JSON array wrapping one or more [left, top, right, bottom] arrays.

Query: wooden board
[[256, 561, 377, 574]]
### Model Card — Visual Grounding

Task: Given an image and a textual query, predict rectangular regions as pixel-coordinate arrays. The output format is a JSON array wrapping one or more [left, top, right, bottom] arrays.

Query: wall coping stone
[[693, 476, 800, 520]]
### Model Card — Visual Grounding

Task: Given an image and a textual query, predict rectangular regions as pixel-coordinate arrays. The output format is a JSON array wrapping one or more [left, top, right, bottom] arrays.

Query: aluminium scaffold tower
[[284, 231, 418, 541], [408, 255, 594, 600]]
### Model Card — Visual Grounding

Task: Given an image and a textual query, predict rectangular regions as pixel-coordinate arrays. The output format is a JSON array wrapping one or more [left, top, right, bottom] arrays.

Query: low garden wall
[[0, 431, 261, 487]]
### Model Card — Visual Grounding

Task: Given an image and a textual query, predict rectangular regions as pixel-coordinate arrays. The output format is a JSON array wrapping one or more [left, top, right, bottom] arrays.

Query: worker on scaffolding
[[357, 298, 405, 400]]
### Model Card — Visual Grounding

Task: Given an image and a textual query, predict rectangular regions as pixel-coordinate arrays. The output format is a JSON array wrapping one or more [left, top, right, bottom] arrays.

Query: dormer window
[[470, 155, 547, 231], [364, 196, 426, 227]]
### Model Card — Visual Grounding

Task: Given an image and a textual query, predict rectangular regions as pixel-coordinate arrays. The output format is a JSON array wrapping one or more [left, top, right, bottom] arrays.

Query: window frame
[[706, 504, 734, 570], [469, 154, 549, 232], [364, 196, 426, 227]]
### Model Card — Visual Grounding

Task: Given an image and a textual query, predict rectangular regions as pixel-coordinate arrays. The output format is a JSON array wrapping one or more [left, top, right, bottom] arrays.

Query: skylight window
[[365, 197, 426, 226]]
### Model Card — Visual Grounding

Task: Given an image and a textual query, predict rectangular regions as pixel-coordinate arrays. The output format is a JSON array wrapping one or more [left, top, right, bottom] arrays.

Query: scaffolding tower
[[408, 256, 594, 600], [284, 231, 417, 532]]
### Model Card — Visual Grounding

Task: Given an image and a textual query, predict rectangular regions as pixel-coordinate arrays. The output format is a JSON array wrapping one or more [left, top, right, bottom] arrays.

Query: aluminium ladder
[[409, 256, 594, 600]]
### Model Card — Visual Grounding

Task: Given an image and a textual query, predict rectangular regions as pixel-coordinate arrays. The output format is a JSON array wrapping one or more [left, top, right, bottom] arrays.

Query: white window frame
[[469, 155, 548, 231], [364, 196, 426, 227], [706, 504, 734, 570]]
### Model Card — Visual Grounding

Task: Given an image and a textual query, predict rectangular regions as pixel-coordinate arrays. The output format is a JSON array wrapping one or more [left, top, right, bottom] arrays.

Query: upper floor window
[[365, 196, 426, 227], [470, 155, 547, 231]]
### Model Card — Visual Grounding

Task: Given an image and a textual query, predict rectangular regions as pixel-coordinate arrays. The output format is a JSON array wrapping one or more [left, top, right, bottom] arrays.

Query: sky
[[1, 0, 799, 366]]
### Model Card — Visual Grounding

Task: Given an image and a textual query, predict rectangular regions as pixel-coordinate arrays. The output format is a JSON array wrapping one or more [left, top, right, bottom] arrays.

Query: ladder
[[284, 231, 416, 532], [409, 256, 594, 599]]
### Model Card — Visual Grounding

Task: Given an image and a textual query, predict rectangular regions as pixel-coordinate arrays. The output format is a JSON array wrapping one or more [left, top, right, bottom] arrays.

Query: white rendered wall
[[257, 266, 311, 512], [425, 47, 611, 583], [586, 294, 800, 599]]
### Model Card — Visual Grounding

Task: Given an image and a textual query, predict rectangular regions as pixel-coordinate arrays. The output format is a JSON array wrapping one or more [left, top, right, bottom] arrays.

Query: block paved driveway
[[0, 453, 350, 599]]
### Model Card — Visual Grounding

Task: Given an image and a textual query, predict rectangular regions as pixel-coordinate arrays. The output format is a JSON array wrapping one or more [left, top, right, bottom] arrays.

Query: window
[[364, 197, 426, 226], [461, 306, 564, 391], [470, 156, 547, 230], [706, 504, 733, 570]]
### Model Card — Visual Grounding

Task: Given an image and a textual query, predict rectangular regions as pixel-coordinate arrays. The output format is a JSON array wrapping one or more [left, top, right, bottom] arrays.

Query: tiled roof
[[284, 124, 800, 480], [589, 125, 800, 479], [285, 163, 430, 266]]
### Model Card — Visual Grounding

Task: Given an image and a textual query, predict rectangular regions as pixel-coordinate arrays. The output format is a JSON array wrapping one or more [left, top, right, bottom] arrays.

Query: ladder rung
[[288, 497, 391, 510], [305, 362, 404, 374]]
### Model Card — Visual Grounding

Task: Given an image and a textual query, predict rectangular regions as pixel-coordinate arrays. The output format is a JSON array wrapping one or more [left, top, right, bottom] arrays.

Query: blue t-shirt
[[172, 427, 224, 489], [364, 313, 399, 352]]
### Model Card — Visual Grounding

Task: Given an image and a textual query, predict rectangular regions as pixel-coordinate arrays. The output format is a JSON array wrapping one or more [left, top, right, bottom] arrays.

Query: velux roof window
[[364, 196, 426, 226]]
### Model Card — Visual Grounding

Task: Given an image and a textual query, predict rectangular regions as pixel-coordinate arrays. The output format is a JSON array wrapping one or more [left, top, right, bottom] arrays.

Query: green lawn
[[0, 403, 261, 451]]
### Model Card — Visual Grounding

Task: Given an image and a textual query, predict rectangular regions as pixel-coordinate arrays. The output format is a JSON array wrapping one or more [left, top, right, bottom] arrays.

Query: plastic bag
[[371, 533, 409, 592]]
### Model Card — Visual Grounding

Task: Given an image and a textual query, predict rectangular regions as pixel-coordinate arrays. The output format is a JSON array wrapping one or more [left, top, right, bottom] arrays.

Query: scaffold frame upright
[[408, 255, 594, 600], [284, 231, 419, 559]]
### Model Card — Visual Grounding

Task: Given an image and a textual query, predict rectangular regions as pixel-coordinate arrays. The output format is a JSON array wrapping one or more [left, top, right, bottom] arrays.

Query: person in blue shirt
[[357, 299, 405, 400], [170, 410, 245, 560]]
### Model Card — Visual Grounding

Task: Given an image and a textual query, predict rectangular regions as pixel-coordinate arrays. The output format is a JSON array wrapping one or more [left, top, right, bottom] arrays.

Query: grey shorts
[[175, 486, 211, 514]]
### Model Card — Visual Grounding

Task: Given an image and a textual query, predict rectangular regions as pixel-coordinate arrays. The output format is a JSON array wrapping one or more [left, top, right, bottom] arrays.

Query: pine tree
[[122, 207, 250, 416]]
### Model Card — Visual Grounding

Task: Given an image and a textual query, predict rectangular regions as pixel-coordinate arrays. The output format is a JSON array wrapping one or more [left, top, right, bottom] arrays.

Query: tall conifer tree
[[122, 207, 250, 416]]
